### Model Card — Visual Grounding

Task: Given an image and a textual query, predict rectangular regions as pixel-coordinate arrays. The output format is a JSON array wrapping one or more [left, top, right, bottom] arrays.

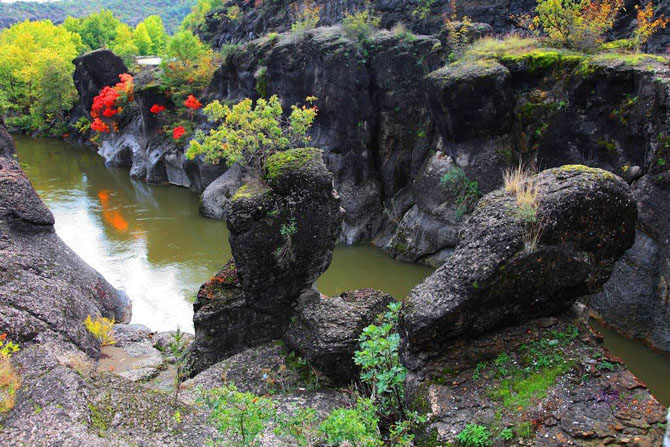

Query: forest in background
[[0, 0, 196, 33]]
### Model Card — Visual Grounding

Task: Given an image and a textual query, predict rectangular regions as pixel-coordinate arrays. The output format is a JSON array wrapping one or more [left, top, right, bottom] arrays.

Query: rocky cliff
[[0, 127, 131, 357], [196, 0, 670, 52], [69, 13, 670, 354]]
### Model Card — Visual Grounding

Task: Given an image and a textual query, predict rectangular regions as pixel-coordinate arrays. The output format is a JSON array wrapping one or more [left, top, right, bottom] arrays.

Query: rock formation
[[188, 148, 345, 374], [0, 129, 131, 357], [401, 166, 637, 363], [285, 289, 393, 384], [0, 117, 15, 158]]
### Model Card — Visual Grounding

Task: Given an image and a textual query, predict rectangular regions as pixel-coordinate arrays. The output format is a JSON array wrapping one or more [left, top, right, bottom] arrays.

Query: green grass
[[488, 362, 573, 410]]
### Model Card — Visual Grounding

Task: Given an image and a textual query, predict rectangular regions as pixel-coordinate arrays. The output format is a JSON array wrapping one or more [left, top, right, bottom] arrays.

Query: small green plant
[[276, 217, 298, 266], [412, 0, 437, 20], [472, 362, 486, 380], [275, 407, 320, 446], [440, 166, 480, 219], [169, 327, 189, 405], [494, 352, 512, 377], [201, 384, 277, 446], [84, 315, 116, 346], [597, 360, 616, 371], [515, 421, 534, 439], [354, 302, 407, 422], [457, 424, 493, 447], [318, 397, 382, 447], [498, 427, 514, 441], [291, 0, 321, 35], [342, 7, 381, 42], [0, 334, 20, 413]]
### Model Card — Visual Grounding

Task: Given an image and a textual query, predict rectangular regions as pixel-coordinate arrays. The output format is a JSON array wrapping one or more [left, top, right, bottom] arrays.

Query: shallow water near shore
[[14, 135, 670, 407]]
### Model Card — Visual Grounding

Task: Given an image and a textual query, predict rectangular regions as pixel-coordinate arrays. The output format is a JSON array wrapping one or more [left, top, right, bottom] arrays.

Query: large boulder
[[427, 60, 514, 142], [285, 289, 393, 384], [186, 261, 290, 375], [71, 49, 128, 123], [227, 148, 343, 314], [0, 148, 131, 357], [188, 148, 343, 374], [400, 165, 637, 363]]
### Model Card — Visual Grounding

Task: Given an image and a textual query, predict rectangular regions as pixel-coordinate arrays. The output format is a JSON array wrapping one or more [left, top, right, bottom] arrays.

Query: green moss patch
[[265, 148, 322, 180], [231, 182, 270, 201]]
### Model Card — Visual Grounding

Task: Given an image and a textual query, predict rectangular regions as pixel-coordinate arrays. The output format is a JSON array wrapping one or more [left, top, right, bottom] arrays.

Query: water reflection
[[14, 136, 433, 332]]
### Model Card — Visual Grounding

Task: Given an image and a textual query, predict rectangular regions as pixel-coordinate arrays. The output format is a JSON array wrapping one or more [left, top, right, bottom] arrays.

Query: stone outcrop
[[196, 0, 670, 52], [0, 341, 218, 447], [407, 306, 668, 446], [199, 163, 246, 219], [285, 289, 393, 384], [401, 166, 637, 363], [187, 148, 344, 374], [0, 134, 131, 357]]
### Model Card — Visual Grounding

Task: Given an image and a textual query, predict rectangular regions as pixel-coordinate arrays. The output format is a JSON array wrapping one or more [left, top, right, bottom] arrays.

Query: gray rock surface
[[401, 166, 637, 363], [285, 289, 393, 384], [0, 150, 131, 358], [0, 342, 218, 447], [199, 163, 246, 219]]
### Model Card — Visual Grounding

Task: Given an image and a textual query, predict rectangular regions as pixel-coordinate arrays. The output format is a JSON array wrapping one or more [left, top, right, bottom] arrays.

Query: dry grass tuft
[[59, 351, 95, 376], [0, 357, 21, 413]]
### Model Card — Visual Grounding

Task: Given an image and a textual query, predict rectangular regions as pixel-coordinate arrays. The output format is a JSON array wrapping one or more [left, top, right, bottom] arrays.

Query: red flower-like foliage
[[90, 73, 135, 133], [91, 118, 110, 133], [184, 95, 202, 110], [150, 104, 166, 114], [173, 126, 186, 140]]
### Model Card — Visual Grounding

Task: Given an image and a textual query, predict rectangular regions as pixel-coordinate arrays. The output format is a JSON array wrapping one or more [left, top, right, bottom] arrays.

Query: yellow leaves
[[84, 315, 116, 346], [634, 3, 670, 48]]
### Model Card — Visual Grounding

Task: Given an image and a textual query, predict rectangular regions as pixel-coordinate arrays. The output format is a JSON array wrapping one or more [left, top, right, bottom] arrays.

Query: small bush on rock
[[318, 397, 383, 447], [290, 0, 321, 36], [187, 95, 318, 178], [201, 384, 276, 446], [342, 8, 381, 42], [84, 315, 116, 346], [533, 0, 623, 51]]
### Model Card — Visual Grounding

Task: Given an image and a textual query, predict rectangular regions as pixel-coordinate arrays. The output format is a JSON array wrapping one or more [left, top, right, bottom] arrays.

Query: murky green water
[[14, 136, 670, 407], [14, 136, 433, 332]]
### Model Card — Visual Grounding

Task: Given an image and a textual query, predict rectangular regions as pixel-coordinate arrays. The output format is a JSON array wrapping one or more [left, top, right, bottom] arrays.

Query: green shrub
[[291, 0, 321, 35], [187, 96, 318, 178], [533, 0, 622, 51], [342, 8, 381, 42], [318, 397, 383, 447], [201, 384, 276, 446], [457, 424, 493, 447]]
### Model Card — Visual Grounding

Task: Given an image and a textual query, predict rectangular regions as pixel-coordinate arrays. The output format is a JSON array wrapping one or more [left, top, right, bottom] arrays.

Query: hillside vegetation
[[0, 0, 195, 33]]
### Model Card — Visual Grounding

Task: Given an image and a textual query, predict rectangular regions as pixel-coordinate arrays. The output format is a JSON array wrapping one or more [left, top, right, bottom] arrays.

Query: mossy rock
[[231, 182, 270, 201], [265, 147, 323, 181]]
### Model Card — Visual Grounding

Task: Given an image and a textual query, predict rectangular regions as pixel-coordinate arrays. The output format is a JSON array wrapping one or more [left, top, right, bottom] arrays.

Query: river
[[14, 135, 670, 406]]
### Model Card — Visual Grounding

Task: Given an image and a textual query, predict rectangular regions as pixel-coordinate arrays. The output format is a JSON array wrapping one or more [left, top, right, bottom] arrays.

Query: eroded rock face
[[407, 307, 667, 446], [0, 136, 131, 357], [285, 289, 393, 384], [199, 163, 246, 219], [211, 28, 443, 243], [400, 166, 637, 363]]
